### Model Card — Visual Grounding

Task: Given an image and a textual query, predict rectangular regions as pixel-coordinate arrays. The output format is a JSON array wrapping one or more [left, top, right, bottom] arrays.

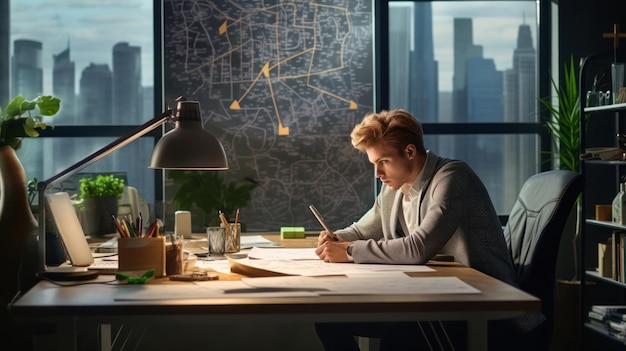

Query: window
[[6, 1, 157, 213], [386, 0, 545, 213]]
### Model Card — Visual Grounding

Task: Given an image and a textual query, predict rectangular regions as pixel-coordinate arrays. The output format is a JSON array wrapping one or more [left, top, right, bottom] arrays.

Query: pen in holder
[[118, 236, 166, 277], [221, 222, 241, 253]]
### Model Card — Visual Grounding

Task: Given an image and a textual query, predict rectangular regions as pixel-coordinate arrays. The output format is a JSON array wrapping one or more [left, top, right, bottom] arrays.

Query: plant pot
[[84, 197, 119, 237], [0, 146, 38, 306]]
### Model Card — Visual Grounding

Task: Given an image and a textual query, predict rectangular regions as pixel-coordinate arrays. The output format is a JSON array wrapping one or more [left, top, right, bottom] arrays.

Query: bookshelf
[[580, 48, 626, 350]]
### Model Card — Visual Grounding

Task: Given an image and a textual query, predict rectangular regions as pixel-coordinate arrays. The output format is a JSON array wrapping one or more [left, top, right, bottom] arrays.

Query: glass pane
[[17, 137, 157, 211], [425, 134, 539, 213], [9, 1, 154, 124], [389, 1, 538, 123]]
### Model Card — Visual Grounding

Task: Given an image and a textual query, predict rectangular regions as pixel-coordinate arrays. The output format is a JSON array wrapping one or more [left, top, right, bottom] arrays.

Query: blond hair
[[350, 109, 426, 156]]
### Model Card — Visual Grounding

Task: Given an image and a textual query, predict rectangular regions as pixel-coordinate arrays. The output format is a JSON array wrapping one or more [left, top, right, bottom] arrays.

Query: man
[[314, 109, 523, 350]]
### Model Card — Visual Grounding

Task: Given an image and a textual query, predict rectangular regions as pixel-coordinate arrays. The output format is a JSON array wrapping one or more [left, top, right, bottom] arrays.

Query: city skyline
[[10, 0, 153, 94], [10, 1, 534, 95]]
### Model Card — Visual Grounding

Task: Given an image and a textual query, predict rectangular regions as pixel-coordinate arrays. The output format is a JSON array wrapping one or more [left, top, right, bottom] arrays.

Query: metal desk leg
[[467, 318, 488, 351]]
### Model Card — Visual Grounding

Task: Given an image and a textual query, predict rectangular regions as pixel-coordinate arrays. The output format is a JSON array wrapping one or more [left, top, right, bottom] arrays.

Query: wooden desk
[[12, 234, 539, 351]]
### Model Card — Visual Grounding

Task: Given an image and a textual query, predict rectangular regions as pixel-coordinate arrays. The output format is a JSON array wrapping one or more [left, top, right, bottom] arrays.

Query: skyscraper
[[0, 2, 9, 106], [388, 2, 438, 123], [79, 63, 112, 125], [53, 44, 76, 124], [409, 2, 438, 124], [12, 39, 43, 99], [503, 22, 538, 210], [113, 42, 142, 123]]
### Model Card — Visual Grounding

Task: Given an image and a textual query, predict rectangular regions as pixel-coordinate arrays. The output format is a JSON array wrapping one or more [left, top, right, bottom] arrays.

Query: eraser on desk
[[280, 227, 305, 239]]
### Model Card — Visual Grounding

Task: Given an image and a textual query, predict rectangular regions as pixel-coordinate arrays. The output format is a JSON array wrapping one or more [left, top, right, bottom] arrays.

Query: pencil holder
[[165, 235, 184, 276], [207, 226, 226, 255], [118, 236, 166, 277], [221, 222, 241, 253]]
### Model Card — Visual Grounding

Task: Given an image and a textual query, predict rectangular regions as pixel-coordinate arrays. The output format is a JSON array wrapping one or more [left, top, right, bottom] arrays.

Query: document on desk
[[248, 247, 319, 260], [240, 235, 283, 249], [240, 273, 480, 295], [228, 256, 434, 277], [114, 280, 320, 301]]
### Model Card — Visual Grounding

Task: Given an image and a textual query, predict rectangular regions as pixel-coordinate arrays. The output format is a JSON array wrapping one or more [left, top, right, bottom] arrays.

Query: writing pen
[[308, 204, 340, 241]]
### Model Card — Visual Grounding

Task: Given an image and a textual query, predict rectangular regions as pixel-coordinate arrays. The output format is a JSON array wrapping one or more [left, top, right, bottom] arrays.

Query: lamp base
[[38, 266, 99, 281]]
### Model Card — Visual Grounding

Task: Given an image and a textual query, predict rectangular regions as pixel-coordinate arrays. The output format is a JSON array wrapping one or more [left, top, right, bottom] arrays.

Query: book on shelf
[[599, 238, 613, 278], [591, 305, 626, 314], [588, 305, 626, 337], [608, 310, 626, 322], [610, 231, 626, 282]]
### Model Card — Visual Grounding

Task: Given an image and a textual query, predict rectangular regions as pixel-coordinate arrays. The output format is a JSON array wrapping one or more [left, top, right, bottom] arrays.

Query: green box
[[280, 226, 305, 239]]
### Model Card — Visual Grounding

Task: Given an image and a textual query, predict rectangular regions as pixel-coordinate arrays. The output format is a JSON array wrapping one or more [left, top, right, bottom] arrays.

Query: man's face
[[366, 141, 413, 191]]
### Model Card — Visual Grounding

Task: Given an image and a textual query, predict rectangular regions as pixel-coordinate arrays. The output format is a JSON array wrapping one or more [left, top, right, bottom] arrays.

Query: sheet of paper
[[241, 274, 480, 295], [240, 235, 283, 249], [113, 280, 319, 301], [230, 257, 433, 276], [248, 247, 319, 260]]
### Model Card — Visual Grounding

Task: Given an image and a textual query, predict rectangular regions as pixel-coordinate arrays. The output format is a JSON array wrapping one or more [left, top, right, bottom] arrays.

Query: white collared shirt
[[400, 182, 420, 234]]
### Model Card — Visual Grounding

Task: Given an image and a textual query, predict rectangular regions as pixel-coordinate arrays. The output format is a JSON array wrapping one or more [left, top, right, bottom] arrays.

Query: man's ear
[[405, 144, 416, 159]]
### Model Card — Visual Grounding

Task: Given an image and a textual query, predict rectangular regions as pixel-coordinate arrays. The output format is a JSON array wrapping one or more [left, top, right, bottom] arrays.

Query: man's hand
[[317, 230, 339, 245], [316, 239, 352, 263]]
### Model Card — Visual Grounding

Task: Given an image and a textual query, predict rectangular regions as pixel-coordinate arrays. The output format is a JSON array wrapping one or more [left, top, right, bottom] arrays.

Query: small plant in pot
[[79, 174, 125, 237]]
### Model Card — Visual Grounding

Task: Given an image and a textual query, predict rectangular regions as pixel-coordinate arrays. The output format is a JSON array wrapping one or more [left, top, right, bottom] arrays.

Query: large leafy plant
[[538, 56, 586, 281], [0, 95, 60, 150], [169, 171, 258, 221], [539, 56, 586, 172]]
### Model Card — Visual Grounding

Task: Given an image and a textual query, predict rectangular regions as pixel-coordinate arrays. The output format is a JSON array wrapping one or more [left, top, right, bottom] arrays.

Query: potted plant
[[538, 56, 587, 350], [168, 171, 258, 230], [539, 56, 588, 279], [79, 174, 125, 237], [0, 95, 59, 322]]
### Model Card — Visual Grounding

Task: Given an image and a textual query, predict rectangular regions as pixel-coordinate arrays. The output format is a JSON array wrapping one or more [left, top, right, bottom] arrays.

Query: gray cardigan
[[336, 151, 518, 286]]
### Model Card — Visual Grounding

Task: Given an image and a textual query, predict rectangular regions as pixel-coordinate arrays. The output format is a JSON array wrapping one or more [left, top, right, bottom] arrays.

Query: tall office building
[[452, 18, 483, 124], [409, 3, 438, 124], [113, 42, 142, 124], [0, 2, 9, 106], [466, 57, 505, 207], [388, 2, 438, 123], [503, 23, 538, 210], [451, 18, 484, 167], [12, 39, 43, 99], [79, 63, 112, 125], [53, 44, 76, 124], [11, 39, 44, 182], [388, 5, 411, 111]]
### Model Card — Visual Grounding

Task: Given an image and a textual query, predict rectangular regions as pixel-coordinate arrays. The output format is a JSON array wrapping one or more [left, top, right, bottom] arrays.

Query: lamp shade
[[149, 100, 228, 170]]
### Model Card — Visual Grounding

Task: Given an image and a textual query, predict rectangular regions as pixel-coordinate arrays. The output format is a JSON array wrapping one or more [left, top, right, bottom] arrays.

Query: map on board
[[163, 0, 374, 231]]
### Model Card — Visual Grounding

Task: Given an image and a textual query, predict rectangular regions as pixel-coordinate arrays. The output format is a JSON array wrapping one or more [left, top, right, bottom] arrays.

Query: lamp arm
[[40, 111, 170, 188]]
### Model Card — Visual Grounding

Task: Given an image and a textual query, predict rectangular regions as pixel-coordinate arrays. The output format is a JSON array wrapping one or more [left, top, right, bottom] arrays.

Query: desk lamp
[[37, 96, 228, 280]]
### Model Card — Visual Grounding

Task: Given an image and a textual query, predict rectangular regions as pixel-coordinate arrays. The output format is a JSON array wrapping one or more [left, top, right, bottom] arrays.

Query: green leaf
[[4, 96, 26, 119], [36, 95, 61, 116], [20, 99, 37, 114]]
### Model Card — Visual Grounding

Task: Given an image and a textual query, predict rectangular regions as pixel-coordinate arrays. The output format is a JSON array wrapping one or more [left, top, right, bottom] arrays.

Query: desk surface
[[14, 233, 540, 318]]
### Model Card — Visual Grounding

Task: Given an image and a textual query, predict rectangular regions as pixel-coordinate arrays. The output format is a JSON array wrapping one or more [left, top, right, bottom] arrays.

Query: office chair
[[498, 170, 584, 350]]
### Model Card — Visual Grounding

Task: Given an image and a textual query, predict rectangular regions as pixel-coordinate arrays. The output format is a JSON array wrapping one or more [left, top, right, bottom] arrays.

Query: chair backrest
[[503, 170, 584, 335]]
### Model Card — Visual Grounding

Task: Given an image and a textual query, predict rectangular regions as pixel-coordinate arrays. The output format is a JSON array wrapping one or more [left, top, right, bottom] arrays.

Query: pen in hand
[[308, 204, 340, 241]]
